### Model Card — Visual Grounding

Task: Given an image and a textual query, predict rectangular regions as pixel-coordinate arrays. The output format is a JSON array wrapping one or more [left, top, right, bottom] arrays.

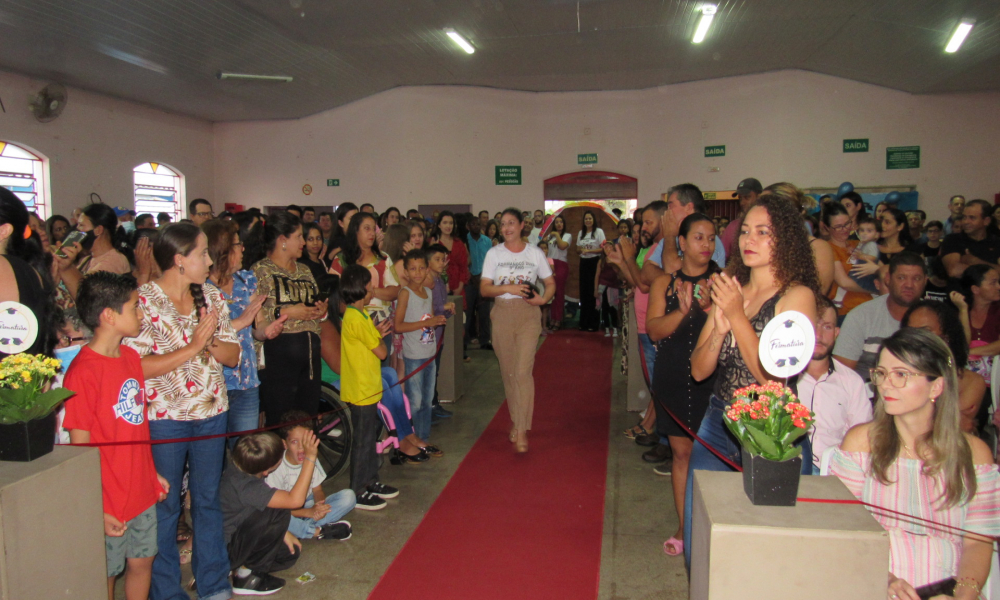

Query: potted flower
[[0, 353, 75, 462], [723, 381, 814, 506]]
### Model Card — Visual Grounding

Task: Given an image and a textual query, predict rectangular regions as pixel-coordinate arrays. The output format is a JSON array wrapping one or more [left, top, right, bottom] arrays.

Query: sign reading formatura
[[758, 311, 814, 379]]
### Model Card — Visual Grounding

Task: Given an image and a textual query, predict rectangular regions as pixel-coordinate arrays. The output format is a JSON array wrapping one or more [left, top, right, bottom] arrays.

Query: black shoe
[[354, 491, 387, 511], [318, 520, 352, 541], [368, 481, 399, 499], [642, 443, 673, 464], [232, 571, 285, 596], [432, 405, 453, 419], [480, 343, 493, 350], [390, 448, 429, 465], [634, 432, 659, 447]]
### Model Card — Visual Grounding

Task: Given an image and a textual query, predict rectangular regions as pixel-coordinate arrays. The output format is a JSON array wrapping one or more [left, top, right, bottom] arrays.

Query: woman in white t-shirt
[[576, 211, 606, 332], [481, 208, 556, 454], [544, 215, 572, 331]]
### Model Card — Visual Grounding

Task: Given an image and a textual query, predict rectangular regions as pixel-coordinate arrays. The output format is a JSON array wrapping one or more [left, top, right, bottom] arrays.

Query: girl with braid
[[125, 223, 241, 600]]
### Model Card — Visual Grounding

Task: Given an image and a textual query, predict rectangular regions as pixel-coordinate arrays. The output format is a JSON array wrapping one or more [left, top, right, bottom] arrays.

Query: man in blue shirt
[[466, 216, 494, 349], [650, 183, 725, 273]]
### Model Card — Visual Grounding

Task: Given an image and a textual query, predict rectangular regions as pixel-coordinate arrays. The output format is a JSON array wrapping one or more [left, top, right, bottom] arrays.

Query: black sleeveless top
[[712, 293, 780, 402], [0, 255, 49, 359]]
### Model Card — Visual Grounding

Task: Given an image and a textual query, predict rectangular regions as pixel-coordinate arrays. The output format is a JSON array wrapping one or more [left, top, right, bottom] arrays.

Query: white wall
[[214, 70, 1000, 222], [0, 70, 214, 218]]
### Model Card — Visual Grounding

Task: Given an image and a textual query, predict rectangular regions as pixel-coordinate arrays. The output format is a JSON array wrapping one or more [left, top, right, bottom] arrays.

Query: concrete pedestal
[[0, 446, 105, 599], [690, 471, 889, 600], [436, 294, 465, 403], [625, 299, 647, 412]]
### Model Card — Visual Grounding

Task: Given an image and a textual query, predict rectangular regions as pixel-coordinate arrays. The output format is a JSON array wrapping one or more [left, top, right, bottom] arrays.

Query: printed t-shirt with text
[[62, 345, 162, 523], [481, 244, 553, 300]]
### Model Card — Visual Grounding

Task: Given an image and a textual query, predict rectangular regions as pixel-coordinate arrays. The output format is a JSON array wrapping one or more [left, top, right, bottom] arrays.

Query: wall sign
[[758, 311, 814, 379], [886, 146, 920, 170], [327, 179, 340, 187], [0, 301, 38, 355], [704, 145, 726, 157], [577, 153, 598, 165], [302, 184, 313, 195], [843, 139, 869, 153], [495, 166, 522, 186]]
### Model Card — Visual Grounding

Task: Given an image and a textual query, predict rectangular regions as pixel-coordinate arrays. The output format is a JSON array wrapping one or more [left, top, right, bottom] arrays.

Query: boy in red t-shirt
[[63, 272, 168, 600]]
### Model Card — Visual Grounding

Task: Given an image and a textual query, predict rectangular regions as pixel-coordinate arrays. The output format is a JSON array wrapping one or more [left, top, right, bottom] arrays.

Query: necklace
[[901, 441, 917, 459]]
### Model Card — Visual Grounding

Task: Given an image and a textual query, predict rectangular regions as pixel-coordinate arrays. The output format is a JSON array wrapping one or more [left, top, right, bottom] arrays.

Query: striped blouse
[[829, 448, 1000, 587]]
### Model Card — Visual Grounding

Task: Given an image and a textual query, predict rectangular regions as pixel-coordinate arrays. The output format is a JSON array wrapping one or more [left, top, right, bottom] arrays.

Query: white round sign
[[758, 310, 815, 379], [0, 301, 38, 355]]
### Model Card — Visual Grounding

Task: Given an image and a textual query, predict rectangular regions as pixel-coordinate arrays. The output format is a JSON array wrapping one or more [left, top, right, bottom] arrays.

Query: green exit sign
[[704, 145, 726, 157], [577, 153, 598, 165], [843, 139, 869, 153], [327, 179, 340, 187]]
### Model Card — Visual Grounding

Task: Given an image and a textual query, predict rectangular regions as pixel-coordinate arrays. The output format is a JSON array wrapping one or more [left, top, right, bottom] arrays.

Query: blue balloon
[[836, 181, 854, 198], [885, 191, 901, 204]]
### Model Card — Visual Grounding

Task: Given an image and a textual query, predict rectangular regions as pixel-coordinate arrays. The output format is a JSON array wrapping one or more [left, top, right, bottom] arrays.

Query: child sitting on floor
[[63, 272, 168, 600], [220, 430, 319, 596], [265, 410, 355, 540]]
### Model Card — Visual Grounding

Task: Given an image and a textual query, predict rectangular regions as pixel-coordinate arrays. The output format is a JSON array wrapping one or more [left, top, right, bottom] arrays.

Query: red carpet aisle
[[368, 330, 613, 600]]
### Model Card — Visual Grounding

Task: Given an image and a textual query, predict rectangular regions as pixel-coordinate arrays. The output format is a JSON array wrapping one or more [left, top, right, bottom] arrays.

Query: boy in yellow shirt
[[340, 264, 397, 510]]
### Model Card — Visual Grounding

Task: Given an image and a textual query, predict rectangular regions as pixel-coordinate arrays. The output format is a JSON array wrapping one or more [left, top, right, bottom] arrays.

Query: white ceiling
[[1, 0, 998, 122]]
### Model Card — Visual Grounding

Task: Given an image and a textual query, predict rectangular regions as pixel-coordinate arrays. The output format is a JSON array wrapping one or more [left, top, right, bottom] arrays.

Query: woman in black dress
[[647, 213, 719, 557]]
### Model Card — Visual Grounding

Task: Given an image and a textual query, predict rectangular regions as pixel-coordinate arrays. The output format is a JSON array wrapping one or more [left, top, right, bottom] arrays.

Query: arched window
[[0, 141, 49, 218], [133, 162, 184, 223]]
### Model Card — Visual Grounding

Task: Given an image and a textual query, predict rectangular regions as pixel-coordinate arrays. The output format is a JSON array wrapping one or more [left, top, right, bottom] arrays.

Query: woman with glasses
[[203, 220, 286, 440], [830, 328, 998, 600], [822, 202, 875, 324]]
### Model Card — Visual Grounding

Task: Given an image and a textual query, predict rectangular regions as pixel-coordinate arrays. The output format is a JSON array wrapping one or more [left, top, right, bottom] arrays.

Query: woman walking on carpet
[[480, 208, 556, 453]]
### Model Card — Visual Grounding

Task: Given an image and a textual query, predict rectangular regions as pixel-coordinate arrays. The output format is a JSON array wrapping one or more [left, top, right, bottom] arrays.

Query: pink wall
[[214, 70, 1000, 222], [0, 70, 214, 218]]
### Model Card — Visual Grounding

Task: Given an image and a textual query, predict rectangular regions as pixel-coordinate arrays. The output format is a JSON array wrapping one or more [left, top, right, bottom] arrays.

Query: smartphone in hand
[[56, 230, 87, 258]]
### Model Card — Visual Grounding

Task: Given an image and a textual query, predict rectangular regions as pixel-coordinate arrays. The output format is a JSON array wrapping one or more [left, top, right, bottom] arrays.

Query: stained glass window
[[0, 142, 49, 218], [134, 162, 184, 222]]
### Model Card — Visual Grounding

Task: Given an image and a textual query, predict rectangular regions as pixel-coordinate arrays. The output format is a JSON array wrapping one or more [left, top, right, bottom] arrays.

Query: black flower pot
[[741, 452, 801, 506], [0, 412, 57, 462]]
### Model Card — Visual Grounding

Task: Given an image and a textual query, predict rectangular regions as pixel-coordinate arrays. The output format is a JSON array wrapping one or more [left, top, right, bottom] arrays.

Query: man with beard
[[795, 295, 871, 474], [720, 177, 762, 258], [834, 252, 927, 382], [651, 183, 725, 274], [528, 209, 544, 245]]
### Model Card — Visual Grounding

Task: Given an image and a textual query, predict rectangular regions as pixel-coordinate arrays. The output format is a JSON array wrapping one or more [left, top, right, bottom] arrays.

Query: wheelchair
[[315, 380, 353, 480]]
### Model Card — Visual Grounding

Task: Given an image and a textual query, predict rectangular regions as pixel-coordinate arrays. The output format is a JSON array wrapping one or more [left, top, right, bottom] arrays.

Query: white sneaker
[[612, 329, 619, 338], [604, 328, 611, 337]]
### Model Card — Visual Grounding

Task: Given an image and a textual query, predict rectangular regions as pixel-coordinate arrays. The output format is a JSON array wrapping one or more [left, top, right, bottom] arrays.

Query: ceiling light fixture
[[217, 72, 293, 83], [445, 29, 475, 54], [692, 4, 717, 44], [944, 18, 975, 53]]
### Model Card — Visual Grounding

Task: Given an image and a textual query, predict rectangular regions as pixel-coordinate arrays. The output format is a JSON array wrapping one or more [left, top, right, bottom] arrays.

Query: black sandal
[[390, 448, 429, 465], [420, 445, 444, 458]]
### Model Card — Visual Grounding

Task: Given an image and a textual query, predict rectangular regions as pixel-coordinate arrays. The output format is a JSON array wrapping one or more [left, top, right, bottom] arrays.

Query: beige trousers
[[491, 298, 542, 431]]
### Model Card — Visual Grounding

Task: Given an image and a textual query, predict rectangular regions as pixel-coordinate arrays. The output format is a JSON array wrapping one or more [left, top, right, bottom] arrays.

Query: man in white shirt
[[528, 209, 544, 245], [797, 297, 873, 474]]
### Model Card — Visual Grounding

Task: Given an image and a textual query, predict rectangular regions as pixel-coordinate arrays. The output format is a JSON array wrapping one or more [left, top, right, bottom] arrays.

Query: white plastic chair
[[819, 446, 837, 476]]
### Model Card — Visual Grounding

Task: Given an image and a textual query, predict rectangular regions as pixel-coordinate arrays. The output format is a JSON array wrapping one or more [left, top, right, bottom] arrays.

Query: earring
[[179, 266, 185, 275], [283, 243, 287, 250]]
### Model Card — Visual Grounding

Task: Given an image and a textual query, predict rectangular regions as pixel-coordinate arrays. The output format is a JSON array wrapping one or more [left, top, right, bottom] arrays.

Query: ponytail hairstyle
[[203, 219, 239, 287], [82, 203, 131, 258], [153, 223, 209, 320], [243, 211, 301, 268], [332, 202, 359, 243], [0, 187, 61, 355]]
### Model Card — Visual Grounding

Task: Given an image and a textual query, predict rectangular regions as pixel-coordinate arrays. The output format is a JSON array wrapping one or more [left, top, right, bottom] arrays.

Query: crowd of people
[[2, 176, 999, 599]]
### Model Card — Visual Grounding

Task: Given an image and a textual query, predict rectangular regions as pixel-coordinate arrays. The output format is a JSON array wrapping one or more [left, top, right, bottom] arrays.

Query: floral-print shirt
[[206, 270, 260, 391], [125, 282, 239, 421]]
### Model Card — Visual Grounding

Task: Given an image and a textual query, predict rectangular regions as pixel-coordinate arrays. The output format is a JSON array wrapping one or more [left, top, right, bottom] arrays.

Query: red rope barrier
[[66, 326, 445, 448]]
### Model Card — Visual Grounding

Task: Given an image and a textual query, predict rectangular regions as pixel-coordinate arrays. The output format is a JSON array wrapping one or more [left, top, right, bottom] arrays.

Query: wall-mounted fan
[[29, 83, 67, 123]]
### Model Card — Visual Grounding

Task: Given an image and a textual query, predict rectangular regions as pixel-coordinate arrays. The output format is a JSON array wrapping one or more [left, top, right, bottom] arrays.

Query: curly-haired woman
[[683, 192, 820, 565]]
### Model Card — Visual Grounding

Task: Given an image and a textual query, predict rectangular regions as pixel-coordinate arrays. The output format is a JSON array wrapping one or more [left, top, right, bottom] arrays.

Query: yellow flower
[[20, 371, 30, 382], [11, 383, 19, 389]]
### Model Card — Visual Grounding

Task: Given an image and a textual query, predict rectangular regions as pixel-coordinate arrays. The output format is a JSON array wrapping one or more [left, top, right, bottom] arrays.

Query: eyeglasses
[[232, 241, 244, 248], [828, 223, 851, 232], [869, 368, 926, 388], [194, 211, 214, 218]]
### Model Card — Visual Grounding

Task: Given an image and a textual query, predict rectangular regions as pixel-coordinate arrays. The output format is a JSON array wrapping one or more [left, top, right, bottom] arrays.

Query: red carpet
[[368, 330, 613, 600]]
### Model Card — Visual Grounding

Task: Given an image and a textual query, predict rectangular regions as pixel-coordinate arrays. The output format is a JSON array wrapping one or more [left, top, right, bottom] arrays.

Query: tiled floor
[[123, 338, 688, 599]]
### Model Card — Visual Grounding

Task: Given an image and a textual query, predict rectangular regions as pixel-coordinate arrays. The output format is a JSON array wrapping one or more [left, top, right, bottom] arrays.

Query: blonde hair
[[870, 328, 976, 508]]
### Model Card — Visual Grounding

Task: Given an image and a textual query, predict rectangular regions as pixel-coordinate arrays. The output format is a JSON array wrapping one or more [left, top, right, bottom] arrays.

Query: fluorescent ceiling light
[[945, 18, 975, 53], [217, 72, 293, 82], [445, 29, 475, 54], [692, 4, 717, 44]]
